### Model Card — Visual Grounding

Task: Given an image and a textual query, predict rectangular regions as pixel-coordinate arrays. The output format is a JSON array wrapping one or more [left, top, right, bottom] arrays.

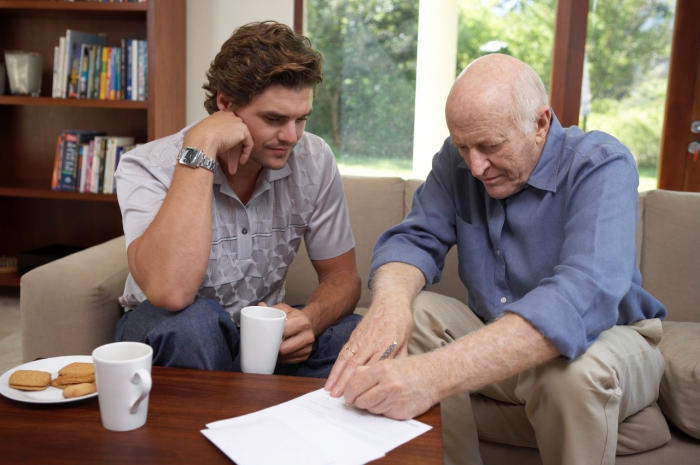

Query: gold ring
[[346, 347, 357, 355]]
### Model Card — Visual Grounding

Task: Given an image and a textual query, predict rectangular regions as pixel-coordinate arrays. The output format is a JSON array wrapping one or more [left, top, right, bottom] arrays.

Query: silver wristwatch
[[177, 146, 218, 172]]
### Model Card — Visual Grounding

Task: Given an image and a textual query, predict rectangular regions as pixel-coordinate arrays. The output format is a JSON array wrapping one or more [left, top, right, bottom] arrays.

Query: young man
[[114, 21, 361, 377], [326, 54, 665, 464]]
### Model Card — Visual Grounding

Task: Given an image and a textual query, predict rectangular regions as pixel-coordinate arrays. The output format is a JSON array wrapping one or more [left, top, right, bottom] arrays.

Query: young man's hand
[[185, 110, 253, 175]]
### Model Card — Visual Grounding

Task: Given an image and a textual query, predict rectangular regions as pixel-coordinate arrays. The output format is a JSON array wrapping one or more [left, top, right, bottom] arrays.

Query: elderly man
[[325, 54, 665, 465], [114, 22, 361, 377]]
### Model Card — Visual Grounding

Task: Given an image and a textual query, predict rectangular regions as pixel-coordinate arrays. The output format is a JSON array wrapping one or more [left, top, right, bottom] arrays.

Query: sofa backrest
[[285, 177, 697, 323], [638, 189, 700, 322], [284, 176, 466, 309]]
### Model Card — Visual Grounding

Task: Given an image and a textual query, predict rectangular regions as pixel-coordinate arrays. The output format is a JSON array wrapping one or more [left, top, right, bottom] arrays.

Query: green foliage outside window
[[306, 0, 674, 174]]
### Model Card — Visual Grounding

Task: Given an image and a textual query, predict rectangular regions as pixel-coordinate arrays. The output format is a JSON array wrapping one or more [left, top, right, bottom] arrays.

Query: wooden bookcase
[[0, 0, 185, 286]]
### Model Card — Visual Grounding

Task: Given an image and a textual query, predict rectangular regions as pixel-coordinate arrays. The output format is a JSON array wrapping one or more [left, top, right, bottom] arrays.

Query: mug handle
[[129, 369, 152, 414]]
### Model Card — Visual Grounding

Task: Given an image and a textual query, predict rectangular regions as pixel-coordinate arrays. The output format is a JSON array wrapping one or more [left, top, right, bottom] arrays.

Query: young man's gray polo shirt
[[114, 122, 355, 323]]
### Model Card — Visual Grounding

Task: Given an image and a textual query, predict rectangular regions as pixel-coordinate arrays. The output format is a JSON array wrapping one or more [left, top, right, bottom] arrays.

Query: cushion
[[658, 321, 700, 439], [472, 394, 671, 454], [640, 189, 700, 322]]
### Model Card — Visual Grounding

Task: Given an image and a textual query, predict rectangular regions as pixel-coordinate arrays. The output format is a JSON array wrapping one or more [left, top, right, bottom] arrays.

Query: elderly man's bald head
[[447, 54, 548, 135]]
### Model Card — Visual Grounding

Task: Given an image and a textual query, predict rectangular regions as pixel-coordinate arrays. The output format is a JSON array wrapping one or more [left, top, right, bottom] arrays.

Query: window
[[303, 0, 677, 191], [304, 0, 419, 178], [581, 0, 675, 191]]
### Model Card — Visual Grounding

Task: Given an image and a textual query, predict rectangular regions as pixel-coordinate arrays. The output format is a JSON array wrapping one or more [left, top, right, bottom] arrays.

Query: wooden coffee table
[[0, 365, 442, 464]]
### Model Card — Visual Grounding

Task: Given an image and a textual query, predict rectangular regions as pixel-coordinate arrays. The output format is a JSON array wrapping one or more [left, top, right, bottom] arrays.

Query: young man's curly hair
[[203, 21, 323, 114]]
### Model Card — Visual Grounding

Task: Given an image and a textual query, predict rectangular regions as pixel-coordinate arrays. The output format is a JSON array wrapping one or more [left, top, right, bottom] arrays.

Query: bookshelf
[[0, 0, 186, 286]]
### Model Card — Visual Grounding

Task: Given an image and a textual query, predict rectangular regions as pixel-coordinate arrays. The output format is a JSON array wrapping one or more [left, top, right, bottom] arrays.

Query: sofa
[[21, 176, 700, 463]]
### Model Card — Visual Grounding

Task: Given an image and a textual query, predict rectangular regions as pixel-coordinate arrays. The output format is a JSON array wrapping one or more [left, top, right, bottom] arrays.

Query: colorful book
[[103, 136, 134, 194], [99, 47, 109, 100], [77, 44, 91, 98], [137, 40, 147, 101], [92, 45, 103, 100], [51, 134, 64, 190], [61, 29, 108, 99], [67, 41, 83, 99], [78, 144, 90, 192], [130, 39, 138, 101], [59, 130, 106, 191], [51, 45, 60, 99]]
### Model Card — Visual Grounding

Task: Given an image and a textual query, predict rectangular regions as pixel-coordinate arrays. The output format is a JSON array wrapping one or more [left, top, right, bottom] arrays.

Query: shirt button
[[242, 228, 248, 234], [500, 297, 507, 304], [496, 250, 501, 257]]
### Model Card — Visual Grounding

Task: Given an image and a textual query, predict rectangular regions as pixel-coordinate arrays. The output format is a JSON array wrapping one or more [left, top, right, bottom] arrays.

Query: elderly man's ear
[[535, 105, 551, 142]]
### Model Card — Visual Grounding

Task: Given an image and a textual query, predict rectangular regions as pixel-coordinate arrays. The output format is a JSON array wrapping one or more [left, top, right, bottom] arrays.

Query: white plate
[[0, 355, 97, 404]]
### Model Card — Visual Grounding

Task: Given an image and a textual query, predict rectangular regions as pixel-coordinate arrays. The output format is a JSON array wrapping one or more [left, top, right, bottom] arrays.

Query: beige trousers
[[409, 291, 664, 465]]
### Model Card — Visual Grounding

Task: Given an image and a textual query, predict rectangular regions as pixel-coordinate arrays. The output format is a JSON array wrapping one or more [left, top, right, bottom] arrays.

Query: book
[[120, 39, 127, 100], [51, 134, 63, 190], [102, 136, 134, 194], [99, 47, 109, 100], [51, 45, 60, 98], [78, 144, 90, 192], [61, 29, 108, 99], [66, 41, 82, 99], [54, 37, 66, 98], [92, 136, 109, 193], [77, 44, 91, 98], [130, 39, 138, 101], [58, 130, 106, 191], [137, 40, 147, 101], [92, 45, 102, 100]]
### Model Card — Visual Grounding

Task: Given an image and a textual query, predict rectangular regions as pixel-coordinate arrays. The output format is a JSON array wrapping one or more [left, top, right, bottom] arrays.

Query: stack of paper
[[201, 388, 432, 465]]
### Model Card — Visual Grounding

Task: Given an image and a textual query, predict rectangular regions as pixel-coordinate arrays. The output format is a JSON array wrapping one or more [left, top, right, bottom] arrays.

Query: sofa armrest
[[20, 236, 129, 362]]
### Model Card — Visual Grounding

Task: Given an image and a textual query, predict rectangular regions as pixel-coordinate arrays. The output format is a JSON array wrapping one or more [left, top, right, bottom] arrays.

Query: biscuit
[[51, 362, 95, 388], [62, 382, 97, 398], [9, 370, 51, 391], [58, 362, 94, 377], [54, 374, 95, 385]]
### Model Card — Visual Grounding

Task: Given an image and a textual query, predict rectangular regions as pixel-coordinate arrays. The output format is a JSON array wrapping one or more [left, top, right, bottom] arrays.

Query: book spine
[[86, 45, 96, 100], [51, 45, 60, 98], [85, 140, 94, 193], [90, 137, 103, 194], [125, 40, 132, 100], [99, 47, 109, 100], [106, 48, 115, 100], [131, 39, 138, 101], [137, 40, 146, 101], [78, 44, 90, 98], [78, 144, 90, 193], [120, 39, 127, 100], [97, 138, 108, 193], [93, 46, 102, 100], [51, 134, 63, 190], [59, 132, 78, 191], [67, 41, 82, 99], [61, 31, 71, 98]]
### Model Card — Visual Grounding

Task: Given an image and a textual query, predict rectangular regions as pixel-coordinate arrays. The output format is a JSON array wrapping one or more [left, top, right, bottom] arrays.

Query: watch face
[[181, 148, 200, 166]]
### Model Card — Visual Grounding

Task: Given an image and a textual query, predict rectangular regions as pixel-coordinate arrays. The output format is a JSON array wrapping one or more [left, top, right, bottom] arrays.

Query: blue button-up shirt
[[370, 112, 665, 360]]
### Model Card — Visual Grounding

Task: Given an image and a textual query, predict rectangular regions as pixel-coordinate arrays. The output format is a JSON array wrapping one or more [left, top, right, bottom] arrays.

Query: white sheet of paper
[[202, 388, 432, 465]]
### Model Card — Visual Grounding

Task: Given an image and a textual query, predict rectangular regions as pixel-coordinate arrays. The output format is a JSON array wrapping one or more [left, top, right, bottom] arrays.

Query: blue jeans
[[115, 296, 361, 378]]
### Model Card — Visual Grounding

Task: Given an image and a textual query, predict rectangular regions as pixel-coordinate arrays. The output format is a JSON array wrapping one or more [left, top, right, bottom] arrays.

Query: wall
[[185, 0, 295, 125]]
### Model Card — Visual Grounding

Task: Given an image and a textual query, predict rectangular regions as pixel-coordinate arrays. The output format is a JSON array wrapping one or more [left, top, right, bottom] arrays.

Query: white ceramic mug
[[240, 306, 286, 375], [92, 341, 153, 432]]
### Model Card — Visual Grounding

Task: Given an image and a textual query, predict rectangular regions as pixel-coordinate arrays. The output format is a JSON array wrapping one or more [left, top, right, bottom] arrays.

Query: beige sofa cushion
[[285, 176, 407, 308], [472, 394, 671, 455], [640, 190, 700, 322], [658, 321, 700, 440]]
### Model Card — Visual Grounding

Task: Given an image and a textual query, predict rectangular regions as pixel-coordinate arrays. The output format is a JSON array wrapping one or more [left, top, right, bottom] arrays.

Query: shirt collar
[[525, 109, 564, 193]]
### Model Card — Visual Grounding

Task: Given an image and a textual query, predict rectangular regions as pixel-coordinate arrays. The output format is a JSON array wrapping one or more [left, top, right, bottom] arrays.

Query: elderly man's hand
[[343, 354, 442, 420], [325, 298, 414, 397]]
